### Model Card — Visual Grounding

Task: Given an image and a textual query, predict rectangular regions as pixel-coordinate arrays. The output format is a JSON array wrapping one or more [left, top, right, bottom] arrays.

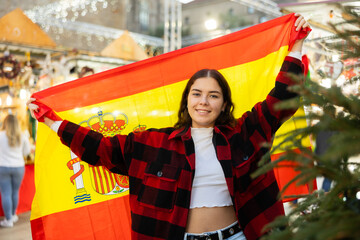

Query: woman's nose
[[199, 96, 209, 105]]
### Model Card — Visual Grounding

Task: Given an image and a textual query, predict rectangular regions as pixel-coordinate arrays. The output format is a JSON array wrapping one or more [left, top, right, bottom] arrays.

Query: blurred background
[[0, 1, 359, 239]]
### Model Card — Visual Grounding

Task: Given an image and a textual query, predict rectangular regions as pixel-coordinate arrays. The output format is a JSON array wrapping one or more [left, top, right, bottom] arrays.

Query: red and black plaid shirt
[[58, 56, 303, 240]]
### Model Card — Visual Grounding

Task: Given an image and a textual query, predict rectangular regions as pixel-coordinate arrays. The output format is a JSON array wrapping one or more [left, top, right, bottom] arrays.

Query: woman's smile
[[196, 109, 211, 114]]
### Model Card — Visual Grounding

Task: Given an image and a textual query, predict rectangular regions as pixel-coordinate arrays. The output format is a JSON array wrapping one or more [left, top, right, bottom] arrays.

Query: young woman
[[0, 115, 31, 228], [28, 14, 309, 240]]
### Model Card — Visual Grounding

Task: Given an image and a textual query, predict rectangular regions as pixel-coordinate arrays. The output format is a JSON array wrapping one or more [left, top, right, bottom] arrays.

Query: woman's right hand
[[27, 98, 39, 119], [26, 98, 55, 128]]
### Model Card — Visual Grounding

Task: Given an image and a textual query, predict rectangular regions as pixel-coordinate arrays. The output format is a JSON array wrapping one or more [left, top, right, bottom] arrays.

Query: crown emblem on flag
[[133, 124, 147, 133], [80, 110, 128, 137]]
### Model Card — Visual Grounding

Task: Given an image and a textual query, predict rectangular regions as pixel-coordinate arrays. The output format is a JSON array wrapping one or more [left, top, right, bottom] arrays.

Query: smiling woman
[[27, 13, 310, 240]]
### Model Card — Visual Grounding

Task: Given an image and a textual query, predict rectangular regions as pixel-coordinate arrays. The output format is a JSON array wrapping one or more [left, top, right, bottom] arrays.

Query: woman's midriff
[[185, 206, 238, 233]]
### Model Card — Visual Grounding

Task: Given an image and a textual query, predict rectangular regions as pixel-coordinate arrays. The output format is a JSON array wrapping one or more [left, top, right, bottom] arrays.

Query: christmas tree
[[255, 5, 360, 240]]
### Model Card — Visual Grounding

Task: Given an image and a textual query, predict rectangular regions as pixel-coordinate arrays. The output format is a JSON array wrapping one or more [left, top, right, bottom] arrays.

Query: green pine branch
[[257, 5, 360, 240]]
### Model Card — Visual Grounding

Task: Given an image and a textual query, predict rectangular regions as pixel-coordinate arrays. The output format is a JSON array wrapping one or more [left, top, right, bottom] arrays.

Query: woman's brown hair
[[2, 114, 21, 147], [174, 69, 236, 129]]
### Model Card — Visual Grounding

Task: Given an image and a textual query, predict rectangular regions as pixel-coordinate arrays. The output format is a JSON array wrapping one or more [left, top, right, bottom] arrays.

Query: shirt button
[[229, 227, 234, 235], [206, 237, 211, 240], [157, 171, 163, 177], [243, 155, 249, 160]]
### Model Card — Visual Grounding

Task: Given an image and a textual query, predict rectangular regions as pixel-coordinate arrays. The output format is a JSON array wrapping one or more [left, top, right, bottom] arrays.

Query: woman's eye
[[210, 95, 219, 98], [192, 93, 201, 96]]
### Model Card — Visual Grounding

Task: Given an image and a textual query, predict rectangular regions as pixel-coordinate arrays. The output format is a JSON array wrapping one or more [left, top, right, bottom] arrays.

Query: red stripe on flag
[[102, 167, 111, 193], [31, 195, 131, 240], [96, 167, 105, 194], [271, 147, 317, 202], [91, 166, 100, 193]]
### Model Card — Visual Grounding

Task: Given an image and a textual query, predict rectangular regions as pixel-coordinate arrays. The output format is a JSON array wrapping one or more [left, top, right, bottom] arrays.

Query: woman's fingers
[[28, 104, 39, 118], [28, 103, 39, 111], [294, 15, 304, 27], [296, 19, 306, 31], [26, 97, 36, 105], [294, 14, 309, 31], [294, 15, 303, 26], [26, 98, 39, 118]]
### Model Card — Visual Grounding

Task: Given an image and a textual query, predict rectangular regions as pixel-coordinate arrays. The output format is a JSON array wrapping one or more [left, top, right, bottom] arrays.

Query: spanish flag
[[31, 13, 312, 239]]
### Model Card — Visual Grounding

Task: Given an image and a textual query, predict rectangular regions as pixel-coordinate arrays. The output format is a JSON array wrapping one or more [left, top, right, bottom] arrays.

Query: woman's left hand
[[292, 13, 310, 52], [294, 13, 310, 32]]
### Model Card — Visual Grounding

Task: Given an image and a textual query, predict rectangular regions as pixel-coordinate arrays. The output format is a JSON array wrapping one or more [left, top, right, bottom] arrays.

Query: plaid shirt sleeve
[[229, 56, 304, 239], [266, 56, 304, 126], [236, 56, 304, 143], [57, 121, 130, 176]]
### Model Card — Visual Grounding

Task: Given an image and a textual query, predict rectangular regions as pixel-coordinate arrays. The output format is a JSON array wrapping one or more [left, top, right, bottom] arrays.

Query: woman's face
[[187, 77, 226, 128]]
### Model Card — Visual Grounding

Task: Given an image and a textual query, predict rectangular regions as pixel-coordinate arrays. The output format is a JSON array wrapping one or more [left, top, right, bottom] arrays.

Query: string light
[[25, 0, 109, 25], [24, 0, 111, 44], [23, 0, 163, 48]]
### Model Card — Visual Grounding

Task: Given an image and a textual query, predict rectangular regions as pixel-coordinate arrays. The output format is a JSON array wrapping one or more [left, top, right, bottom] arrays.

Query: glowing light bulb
[[205, 19, 217, 31], [20, 89, 27, 100], [6, 95, 12, 106]]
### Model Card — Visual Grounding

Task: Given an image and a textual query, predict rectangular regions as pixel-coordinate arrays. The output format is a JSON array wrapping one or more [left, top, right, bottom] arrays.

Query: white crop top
[[190, 127, 233, 209]]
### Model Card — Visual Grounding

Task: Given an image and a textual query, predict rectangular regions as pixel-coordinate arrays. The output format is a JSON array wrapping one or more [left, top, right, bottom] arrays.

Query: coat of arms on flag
[[67, 110, 130, 203]]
